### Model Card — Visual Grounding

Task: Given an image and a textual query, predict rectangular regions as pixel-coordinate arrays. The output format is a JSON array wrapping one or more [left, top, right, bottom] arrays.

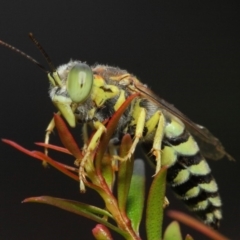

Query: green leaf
[[100, 154, 114, 190], [163, 221, 183, 240], [117, 134, 134, 212], [126, 159, 145, 234], [23, 196, 126, 237], [146, 167, 167, 240]]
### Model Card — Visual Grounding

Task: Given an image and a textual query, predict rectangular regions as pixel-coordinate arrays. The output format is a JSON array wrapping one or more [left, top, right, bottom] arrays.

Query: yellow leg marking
[[77, 121, 106, 192], [45, 117, 55, 156], [163, 197, 170, 208], [81, 123, 89, 155], [145, 111, 161, 134], [151, 111, 165, 174], [44, 111, 61, 156], [115, 107, 146, 162]]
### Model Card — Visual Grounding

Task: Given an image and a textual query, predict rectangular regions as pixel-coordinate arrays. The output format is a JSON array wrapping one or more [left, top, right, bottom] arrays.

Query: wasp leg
[[164, 197, 170, 208], [108, 138, 120, 171], [151, 111, 165, 174], [76, 120, 106, 192], [146, 111, 169, 206], [115, 107, 146, 162], [41, 117, 56, 167], [73, 123, 89, 167], [44, 117, 56, 157], [82, 123, 89, 154], [44, 111, 61, 156], [143, 110, 165, 173]]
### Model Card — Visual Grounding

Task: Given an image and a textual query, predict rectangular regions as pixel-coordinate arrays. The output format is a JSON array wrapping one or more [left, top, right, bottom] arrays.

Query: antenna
[[0, 39, 48, 73], [28, 33, 56, 72]]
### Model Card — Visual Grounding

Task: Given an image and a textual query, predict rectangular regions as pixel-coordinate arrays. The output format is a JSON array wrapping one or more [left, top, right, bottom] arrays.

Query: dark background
[[0, 1, 239, 239]]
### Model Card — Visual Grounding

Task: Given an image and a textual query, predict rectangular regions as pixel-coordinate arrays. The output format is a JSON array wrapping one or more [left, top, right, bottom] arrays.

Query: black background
[[0, 1, 239, 239]]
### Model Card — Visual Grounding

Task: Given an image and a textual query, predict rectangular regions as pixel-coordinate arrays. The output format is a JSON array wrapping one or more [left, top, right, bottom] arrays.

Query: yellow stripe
[[199, 180, 218, 192], [192, 199, 208, 210], [205, 213, 215, 223], [165, 117, 184, 138], [161, 146, 177, 166], [114, 89, 126, 111], [145, 111, 161, 134], [209, 196, 222, 207], [184, 186, 200, 199], [189, 160, 211, 175], [172, 169, 190, 186], [213, 209, 222, 219], [172, 136, 199, 155], [91, 77, 120, 107]]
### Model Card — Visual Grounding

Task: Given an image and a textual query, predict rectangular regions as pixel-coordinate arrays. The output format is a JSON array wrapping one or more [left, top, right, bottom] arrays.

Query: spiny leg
[[151, 111, 165, 174], [108, 139, 120, 171], [42, 116, 60, 167], [44, 111, 63, 157], [73, 123, 89, 168], [115, 107, 146, 162], [163, 197, 170, 208], [45, 117, 55, 156], [142, 110, 165, 173], [148, 111, 169, 207], [76, 121, 106, 192], [81, 123, 89, 154]]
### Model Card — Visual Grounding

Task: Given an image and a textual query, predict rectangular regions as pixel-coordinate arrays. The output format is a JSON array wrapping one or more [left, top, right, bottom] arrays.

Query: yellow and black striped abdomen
[[162, 117, 222, 228], [142, 115, 222, 228]]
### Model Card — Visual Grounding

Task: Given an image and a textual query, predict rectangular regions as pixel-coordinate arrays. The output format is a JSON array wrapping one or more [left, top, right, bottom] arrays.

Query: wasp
[[0, 34, 233, 229]]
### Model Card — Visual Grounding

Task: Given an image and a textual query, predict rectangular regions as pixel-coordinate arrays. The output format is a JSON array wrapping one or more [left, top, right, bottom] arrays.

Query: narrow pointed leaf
[[35, 142, 71, 154], [2, 139, 78, 177], [168, 211, 229, 240], [146, 167, 167, 240], [126, 159, 145, 233], [3, 139, 80, 183], [23, 196, 113, 218], [100, 154, 114, 190], [163, 221, 183, 240], [54, 114, 82, 159], [32, 151, 79, 181], [23, 196, 126, 237], [118, 134, 134, 211], [2, 139, 38, 156]]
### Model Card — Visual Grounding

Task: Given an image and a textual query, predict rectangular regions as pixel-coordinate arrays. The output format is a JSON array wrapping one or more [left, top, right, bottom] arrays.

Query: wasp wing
[[133, 80, 234, 161]]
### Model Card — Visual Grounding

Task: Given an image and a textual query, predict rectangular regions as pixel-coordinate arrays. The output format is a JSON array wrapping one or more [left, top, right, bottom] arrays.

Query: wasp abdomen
[[166, 151, 222, 228], [142, 115, 222, 228], [161, 118, 222, 228]]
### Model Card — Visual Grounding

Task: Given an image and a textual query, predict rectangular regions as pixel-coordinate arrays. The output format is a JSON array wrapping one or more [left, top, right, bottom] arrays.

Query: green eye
[[67, 63, 93, 103]]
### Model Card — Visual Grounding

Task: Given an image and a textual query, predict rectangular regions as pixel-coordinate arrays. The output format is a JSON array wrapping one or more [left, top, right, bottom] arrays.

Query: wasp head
[[49, 61, 93, 127]]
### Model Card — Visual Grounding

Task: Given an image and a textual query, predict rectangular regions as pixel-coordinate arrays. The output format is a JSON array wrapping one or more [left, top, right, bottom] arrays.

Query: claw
[[79, 164, 87, 192], [113, 154, 130, 162]]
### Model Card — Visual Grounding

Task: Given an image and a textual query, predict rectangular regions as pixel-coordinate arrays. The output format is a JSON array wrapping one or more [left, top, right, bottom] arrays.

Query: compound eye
[[67, 63, 93, 103]]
